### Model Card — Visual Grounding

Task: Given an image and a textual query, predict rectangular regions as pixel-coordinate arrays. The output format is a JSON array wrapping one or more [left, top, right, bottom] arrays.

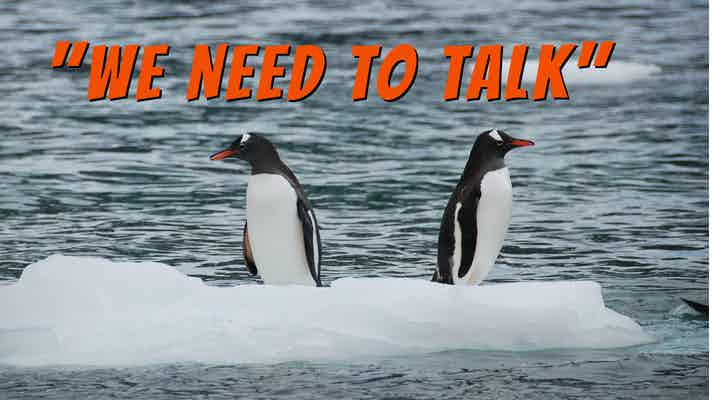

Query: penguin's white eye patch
[[488, 129, 503, 142], [240, 133, 251, 145]]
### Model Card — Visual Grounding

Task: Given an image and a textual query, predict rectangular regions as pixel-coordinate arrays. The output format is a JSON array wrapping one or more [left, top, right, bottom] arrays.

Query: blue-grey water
[[0, 0, 708, 398]]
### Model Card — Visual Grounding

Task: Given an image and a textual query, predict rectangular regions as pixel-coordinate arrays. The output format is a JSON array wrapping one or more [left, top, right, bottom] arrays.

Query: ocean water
[[0, 0, 708, 399]]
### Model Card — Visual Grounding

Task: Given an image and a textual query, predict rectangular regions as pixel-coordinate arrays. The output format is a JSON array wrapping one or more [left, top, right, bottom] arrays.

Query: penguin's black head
[[473, 129, 534, 157], [210, 133, 280, 167]]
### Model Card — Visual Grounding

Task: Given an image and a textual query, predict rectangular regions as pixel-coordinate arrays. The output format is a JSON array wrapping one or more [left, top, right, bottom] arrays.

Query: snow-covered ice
[[0, 255, 654, 366]]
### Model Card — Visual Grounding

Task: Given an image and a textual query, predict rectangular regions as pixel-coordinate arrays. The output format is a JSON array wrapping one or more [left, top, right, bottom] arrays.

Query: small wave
[[0, 255, 654, 366], [502, 60, 661, 85]]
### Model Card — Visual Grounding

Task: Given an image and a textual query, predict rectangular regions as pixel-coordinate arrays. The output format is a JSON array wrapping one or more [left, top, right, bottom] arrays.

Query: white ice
[[0, 255, 655, 366], [503, 60, 661, 85]]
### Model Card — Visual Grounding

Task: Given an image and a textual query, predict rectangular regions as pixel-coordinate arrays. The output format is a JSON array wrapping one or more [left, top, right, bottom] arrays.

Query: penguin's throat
[[248, 154, 284, 175], [461, 152, 505, 182]]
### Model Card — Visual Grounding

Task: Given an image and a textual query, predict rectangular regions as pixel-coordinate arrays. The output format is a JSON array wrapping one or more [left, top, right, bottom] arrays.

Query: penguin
[[432, 129, 534, 285], [210, 133, 322, 286]]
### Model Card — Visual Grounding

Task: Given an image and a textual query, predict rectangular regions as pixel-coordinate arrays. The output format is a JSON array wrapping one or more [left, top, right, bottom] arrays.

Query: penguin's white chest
[[455, 167, 512, 285], [246, 174, 315, 286]]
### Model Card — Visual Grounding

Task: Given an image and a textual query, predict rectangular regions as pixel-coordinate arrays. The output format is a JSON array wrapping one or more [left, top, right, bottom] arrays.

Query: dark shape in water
[[680, 298, 709, 318]]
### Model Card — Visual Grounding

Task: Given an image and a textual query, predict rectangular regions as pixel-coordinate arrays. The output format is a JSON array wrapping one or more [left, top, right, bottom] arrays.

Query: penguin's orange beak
[[210, 149, 237, 160], [510, 138, 535, 148]]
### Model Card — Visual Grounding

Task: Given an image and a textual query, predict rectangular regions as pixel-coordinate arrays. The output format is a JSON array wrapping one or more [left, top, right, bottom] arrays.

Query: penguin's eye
[[496, 140, 504, 146]]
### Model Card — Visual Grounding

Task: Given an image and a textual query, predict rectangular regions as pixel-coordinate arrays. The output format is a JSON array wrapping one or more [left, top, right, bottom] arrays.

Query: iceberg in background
[[502, 60, 662, 85], [0, 255, 654, 366]]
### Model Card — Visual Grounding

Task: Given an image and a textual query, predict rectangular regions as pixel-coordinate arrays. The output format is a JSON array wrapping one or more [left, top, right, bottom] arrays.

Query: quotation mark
[[577, 41, 615, 68], [52, 41, 89, 68]]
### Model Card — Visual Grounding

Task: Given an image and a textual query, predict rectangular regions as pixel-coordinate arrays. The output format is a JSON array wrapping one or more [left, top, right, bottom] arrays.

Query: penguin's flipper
[[681, 298, 709, 318], [455, 192, 479, 279], [436, 194, 458, 284], [297, 198, 322, 287], [242, 222, 258, 276], [435, 188, 480, 283]]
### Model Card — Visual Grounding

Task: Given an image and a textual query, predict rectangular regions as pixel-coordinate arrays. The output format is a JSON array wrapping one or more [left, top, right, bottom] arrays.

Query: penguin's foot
[[430, 270, 454, 285]]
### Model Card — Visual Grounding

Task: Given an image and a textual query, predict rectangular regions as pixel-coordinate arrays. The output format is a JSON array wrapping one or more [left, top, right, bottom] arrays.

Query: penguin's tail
[[681, 298, 709, 318]]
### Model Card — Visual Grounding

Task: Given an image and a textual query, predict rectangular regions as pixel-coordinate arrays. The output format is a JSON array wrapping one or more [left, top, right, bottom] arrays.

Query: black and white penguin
[[432, 129, 534, 285], [211, 133, 322, 286]]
